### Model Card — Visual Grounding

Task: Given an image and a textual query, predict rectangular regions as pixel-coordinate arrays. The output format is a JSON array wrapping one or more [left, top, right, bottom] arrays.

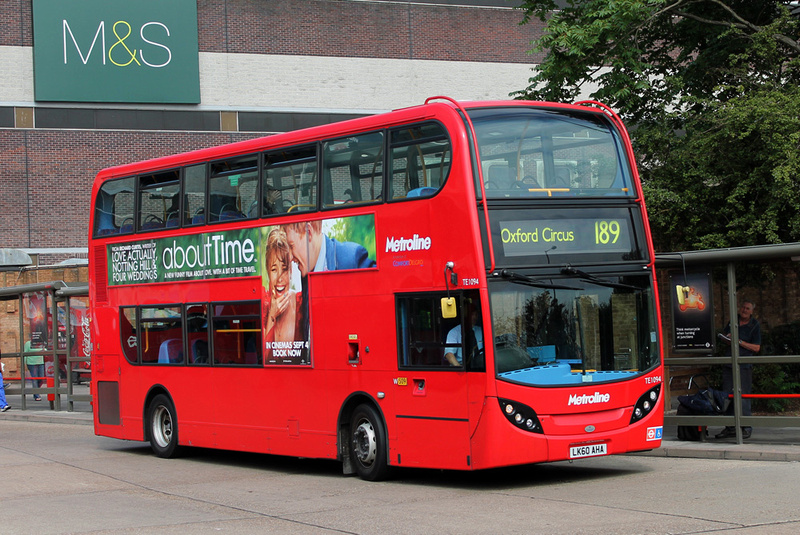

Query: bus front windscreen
[[469, 107, 634, 198], [489, 274, 659, 386]]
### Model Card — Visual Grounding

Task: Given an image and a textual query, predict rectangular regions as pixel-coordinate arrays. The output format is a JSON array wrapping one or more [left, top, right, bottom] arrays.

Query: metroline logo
[[385, 234, 432, 253], [568, 392, 611, 406]]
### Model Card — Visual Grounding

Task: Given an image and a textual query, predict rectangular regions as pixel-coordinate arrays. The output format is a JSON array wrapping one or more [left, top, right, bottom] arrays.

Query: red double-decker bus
[[89, 97, 663, 480]]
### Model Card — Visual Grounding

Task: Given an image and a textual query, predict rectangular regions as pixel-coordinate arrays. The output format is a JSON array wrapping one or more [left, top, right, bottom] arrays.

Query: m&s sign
[[63, 20, 174, 68], [33, 0, 199, 103]]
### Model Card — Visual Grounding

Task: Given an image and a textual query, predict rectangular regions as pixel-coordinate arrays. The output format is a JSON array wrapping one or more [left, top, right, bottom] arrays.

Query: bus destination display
[[499, 218, 633, 257]]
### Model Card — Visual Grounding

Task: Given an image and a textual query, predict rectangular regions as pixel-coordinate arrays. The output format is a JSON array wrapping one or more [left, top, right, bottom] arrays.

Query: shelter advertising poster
[[670, 271, 714, 352], [23, 292, 48, 349]]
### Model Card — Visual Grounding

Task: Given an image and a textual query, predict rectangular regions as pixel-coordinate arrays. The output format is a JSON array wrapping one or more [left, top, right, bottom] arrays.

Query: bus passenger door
[[392, 293, 478, 470]]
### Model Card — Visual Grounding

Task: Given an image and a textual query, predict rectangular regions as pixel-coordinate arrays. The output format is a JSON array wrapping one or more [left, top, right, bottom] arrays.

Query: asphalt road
[[1, 418, 799, 534]]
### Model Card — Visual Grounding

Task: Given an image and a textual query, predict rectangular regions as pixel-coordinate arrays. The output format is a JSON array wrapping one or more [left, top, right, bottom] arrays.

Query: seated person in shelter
[[444, 303, 484, 366]]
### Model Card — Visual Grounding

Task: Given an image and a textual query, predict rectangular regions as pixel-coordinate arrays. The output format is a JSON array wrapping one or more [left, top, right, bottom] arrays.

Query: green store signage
[[32, 0, 200, 103], [108, 229, 260, 286]]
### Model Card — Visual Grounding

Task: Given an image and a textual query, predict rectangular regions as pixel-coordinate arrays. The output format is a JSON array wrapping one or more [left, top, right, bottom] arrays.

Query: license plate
[[569, 443, 607, 459]]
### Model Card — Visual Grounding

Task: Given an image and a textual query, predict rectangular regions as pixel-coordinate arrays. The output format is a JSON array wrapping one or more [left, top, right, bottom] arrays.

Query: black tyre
[[147, 394, 180, 458], [349, 404, 389, 481]]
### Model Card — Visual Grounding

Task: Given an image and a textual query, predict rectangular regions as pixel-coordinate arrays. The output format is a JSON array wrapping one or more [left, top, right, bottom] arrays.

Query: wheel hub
[[152, 406, 173, 448], [353, 419, 377, 466]]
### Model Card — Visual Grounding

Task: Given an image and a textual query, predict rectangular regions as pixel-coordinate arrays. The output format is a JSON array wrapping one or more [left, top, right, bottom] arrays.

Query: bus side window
[[389, 122, 451, 200], [211, 301, 262, 366], [94, 177, 135, 236], [139, 170, 180, 232], [139, 306, 183, 364], [397, 294, 453, 368], [120, 307, 138, 364], [322, 132, 383, 207], [263, 145, 317, 215], [209, 156, 259, 222], [183, 164, 207, 226], [186, 303, 210, 365]]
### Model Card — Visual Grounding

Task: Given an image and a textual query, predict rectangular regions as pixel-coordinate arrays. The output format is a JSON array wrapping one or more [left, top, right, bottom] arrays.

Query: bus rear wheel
[[349, 404, 389, 481], [147, 394, 180, 458]]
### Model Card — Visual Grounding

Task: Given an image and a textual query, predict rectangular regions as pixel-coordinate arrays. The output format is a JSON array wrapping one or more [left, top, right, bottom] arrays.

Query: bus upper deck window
[[469, 108, 633, 198], [322, 132, 384, 208], [263, 145, 317, 215], [183, 164, 207, 226], [139, 170, 180, 232], [94, 177, 134, 236], [389, 122, 451, 200], [209, 157, 259, 223]]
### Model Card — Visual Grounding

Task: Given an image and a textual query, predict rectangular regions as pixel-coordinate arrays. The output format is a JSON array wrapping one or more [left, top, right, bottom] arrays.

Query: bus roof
[[93, 98, 611, 183]]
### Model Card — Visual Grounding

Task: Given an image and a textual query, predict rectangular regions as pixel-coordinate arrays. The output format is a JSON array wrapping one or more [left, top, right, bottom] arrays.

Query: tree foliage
[[514, 0, 800, 251]]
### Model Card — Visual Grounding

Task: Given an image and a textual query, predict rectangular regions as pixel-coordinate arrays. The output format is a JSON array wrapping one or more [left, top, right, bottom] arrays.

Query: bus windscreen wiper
[[493, 269, 581, 290], [560, 266, 639, 290]]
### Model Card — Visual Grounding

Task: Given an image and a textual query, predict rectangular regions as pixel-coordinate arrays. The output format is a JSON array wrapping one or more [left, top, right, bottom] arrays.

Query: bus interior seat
[[248, 200, 260, 218], [141, 218, 165, 231], [487, 165, 513, 189], [158, 339, 184, 364], [553, 167, 571, 187], [191, 209, 205, 225], [244, 336, 260, 365], [165, 212, 180, 227], [191, 339, 209, 364], [219, 205, 244, 221], [407, 186, 437, 198]]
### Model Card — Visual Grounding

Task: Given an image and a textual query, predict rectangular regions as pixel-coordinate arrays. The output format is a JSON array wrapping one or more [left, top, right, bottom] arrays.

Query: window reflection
[[489, 276, 658, 385]]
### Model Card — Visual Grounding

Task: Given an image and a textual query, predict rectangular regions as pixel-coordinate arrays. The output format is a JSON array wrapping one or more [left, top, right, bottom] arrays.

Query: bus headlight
[[630, 384, 661, 424], [499, 399, 544, 434]]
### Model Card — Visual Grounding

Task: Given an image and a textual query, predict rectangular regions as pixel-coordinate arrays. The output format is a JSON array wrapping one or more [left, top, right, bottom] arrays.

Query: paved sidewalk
[[0, 407, 93, 425], [0, 386, 93, 425], [631, 425, 800, 462]]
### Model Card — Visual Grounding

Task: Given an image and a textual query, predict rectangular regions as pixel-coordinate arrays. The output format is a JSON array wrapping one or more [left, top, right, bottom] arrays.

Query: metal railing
[[665, 354, 800, 443]]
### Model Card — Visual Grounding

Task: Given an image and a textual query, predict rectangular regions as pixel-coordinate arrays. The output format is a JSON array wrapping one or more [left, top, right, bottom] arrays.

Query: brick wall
[[2, 0, 544, 63], [0, 130, 265, 249]]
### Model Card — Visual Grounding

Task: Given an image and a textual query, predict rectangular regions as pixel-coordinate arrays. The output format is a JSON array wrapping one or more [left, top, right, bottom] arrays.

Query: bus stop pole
[[18, 293, 27, 411], [64, 296, 74, 411], [727, 261, 743, 444], [50, 290, 61, 411]]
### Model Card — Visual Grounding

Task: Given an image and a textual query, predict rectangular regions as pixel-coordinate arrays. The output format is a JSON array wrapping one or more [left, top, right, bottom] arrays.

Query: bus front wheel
[[147, 394, 180, 458], [349, 404, 389, 481]]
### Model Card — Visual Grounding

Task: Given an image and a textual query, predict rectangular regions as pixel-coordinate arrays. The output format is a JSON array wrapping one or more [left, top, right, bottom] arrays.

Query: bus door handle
[[348, 340, 360, 365], [413, 378, 426, 396]]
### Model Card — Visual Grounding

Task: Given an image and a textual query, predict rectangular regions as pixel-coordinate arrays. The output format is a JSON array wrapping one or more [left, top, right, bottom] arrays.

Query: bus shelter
[[657, 243, 800, 444], [0, 281, 90, 411]]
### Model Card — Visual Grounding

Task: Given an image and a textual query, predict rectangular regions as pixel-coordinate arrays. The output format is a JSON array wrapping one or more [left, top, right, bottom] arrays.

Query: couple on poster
[[262, 217, 376, 365]]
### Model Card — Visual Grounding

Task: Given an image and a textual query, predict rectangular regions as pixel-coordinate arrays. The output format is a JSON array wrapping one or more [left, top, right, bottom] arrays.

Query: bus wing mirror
[[441, 297, 457, 318]]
